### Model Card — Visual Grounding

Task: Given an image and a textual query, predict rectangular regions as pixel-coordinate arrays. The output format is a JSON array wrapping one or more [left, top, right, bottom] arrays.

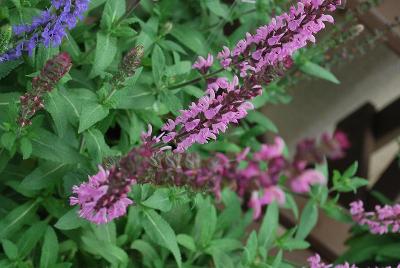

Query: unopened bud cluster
[[18, 52, 72, 127]]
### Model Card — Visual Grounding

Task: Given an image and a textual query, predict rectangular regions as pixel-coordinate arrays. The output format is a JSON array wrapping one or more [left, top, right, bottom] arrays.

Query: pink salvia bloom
[[308, 254, 358, 268], [349, 200, 400, 234], [249, 191, 263, 220], [254, 136, 285, 161], [290, 169, 326, 193], [70, 166, 134, 224], [192, 54, 214, 74]]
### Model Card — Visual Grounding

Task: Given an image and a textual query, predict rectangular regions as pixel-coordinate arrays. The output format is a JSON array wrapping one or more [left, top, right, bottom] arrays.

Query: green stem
[[167, 68, 225, 90]]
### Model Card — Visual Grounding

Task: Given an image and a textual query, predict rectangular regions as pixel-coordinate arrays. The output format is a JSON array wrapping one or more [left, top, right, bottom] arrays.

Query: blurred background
[[260, 0, 400, 265]]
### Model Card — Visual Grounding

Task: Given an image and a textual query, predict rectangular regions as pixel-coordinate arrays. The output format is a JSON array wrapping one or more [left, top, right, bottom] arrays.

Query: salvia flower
[[162, 76, 259, 153], [0, 0, 90, 62], [308, 254, 358, 268], [70, 165, 134, 224], [217, 0, 340, 80], [161, 0, 341, 153], [349, 200, 400, 234], [192, 54, 213, 74], [18, 52, 72, 127]]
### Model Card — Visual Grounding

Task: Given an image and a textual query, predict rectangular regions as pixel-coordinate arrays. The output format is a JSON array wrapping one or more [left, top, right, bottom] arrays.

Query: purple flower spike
[[349, 200, 400, 234], [290, 169, 326, 193], [308, 254, 358, 268], [1, 0, 90, 62], [192, 54, 214, 74], [70, 165, 135, 224]]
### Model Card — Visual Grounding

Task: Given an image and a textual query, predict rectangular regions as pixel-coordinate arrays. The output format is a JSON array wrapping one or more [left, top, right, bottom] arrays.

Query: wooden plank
[[328, 103, 376, 206]]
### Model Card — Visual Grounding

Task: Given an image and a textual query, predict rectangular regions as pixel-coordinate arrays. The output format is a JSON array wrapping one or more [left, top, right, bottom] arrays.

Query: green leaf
[[246, 111, 278, 133], [152, 45, 165, 87], [54, 208, 85, 230], [78, 102, 110, 133], [160, 91, 182, 115], [170, 26, 208, 56], [130, 239, 159, 260], [183, 85, 204, 98], [101, 0, 126, 29], [284, 194, 299, 219], [45, 89, 71, 137], [295, 200, 318, 240], [82, 235, 128, 266], [84, 128, 115, 163], [272, 250, 283, 268], [40, 227, 59, 268], [141, 209, 182, 268], [209, 249, 234, 268], [0, 201, 39, 239], [142, 188, 172, 212], [90, 32, 118, 78], [0, 60, 22, 80], [343, 161, 358, 178], [281, 239, 310, 250], [205, 0, 229, 19], [31, 129, 86, 164], [258, 201, 278, 248], [1, 131, 16, 151], [194, 198, 217, 248], [17, 221, 47, 258], [113, 87, 155, 110], [21, 161, 69, 190], [242, 231, 258, 265], [165, 61, 191, 77], [177, 234, 196, 252], [207, 238, 242, 252], [300, 61, 340, 84], [19, 137, 32, 159], [2, 239, 18, 260]]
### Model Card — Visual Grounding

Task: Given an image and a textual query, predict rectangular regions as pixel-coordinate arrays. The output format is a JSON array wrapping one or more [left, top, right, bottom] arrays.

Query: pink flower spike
[[290, 169, 326, 193], [70, 165, 135, 224], [249, 191, 262, 220], [254, 137, 285, 161], [185, 119, 200, 131], [260, 185, 286, 205]]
